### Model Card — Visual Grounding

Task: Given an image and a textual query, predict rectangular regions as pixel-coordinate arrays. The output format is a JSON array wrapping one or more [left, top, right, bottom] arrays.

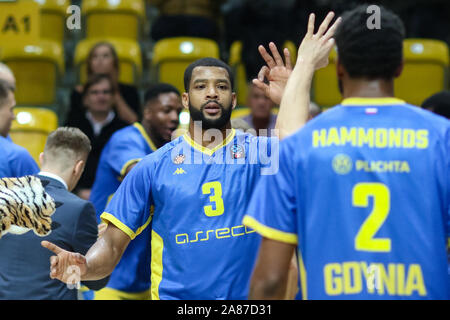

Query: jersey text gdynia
[[323, 261, 426, 296]]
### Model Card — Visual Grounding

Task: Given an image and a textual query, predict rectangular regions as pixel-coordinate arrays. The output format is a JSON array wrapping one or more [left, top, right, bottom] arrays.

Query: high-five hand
[[41, 240, 87, 285], [253, 42, 293, 105], [297, 12, 341, 70]]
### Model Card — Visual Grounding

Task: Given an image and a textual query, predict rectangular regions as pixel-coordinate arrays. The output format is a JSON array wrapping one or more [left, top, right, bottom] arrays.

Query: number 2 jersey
[[245, 98, 450, 300], [101, 129, 278, 299]]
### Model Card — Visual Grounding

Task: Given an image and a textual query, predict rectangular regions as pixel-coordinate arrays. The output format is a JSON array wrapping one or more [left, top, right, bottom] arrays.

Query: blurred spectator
[[222, 0, 295, 80], [68, 42, 140, 125], [421, 91, 450, 119], [149, 0, 224, 42], [0, 79, 39, 177], [0, 127, 109, 299], [0, 63, 15, 90], [240, 82, 277, 136], [65, 74, 127, 199]]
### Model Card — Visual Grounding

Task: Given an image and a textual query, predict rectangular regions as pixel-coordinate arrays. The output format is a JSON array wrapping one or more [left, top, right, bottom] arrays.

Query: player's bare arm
[[248, 237, 296, 300], [41, 223, 130, 283], [275, 12, 341, 139]]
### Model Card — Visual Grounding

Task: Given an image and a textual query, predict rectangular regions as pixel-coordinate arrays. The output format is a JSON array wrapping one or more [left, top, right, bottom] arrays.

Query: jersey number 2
[[202, 181, 225, 217], [352, 182, 391, 252]]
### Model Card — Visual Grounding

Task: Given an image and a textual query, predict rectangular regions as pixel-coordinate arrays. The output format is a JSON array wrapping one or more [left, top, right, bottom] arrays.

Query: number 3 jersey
[[244, 98, 450, 300], [101, 129, 278, 299]]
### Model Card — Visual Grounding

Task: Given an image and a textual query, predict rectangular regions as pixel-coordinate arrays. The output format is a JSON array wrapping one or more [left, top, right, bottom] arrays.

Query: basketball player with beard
[[42, 12, 341, 299]]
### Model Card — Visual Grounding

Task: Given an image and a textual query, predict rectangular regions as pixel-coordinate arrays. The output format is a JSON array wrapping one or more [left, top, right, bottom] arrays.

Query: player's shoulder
[[234, 129, 278, 145], [139, 135, 185, 166], [0, 136, 32, 159], [402, 103, 450, 130], [109, 124, 141, 143]]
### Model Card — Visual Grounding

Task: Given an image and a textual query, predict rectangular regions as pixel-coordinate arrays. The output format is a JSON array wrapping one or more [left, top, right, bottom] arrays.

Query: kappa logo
[[173, 168, 187, 175]]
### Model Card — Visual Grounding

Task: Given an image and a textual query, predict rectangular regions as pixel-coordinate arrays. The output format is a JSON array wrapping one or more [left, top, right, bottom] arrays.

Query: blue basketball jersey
[[102, 129, 278, 299], [0, 136, 39, 178], [90, 122, 157, 293], [245, 97, 450, 300]]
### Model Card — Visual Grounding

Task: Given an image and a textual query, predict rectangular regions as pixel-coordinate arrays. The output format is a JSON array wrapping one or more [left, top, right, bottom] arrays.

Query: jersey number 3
[[352, 182, 391, 252], [202, 181, 225, 217]]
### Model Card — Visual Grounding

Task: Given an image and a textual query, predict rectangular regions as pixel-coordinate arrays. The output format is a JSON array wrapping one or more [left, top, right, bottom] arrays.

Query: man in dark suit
[[0, 127, 108, 299]]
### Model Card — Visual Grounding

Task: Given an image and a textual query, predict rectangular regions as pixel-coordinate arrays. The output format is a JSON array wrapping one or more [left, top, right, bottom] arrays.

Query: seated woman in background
[[67, 42, 141, 125]]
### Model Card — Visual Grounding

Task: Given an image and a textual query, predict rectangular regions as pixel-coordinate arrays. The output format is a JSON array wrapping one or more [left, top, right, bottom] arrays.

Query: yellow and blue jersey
[[101, 128, 278, 299], [0, 136, 39, 178], [89, 122, 157, 296], [244, 97, 450, 300]]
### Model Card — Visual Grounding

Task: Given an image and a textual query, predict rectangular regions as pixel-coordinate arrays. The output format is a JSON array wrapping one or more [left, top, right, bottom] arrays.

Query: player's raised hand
[[253, 42, 293, 105], [41, 240, 87, 285], [297, 12, 341, 70]]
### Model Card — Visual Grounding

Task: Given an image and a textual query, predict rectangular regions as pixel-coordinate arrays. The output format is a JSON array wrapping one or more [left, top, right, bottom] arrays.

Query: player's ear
[[73, 159, 85, 177], [39, 152, 45, 167], [182, 92, 190, 110], [231, 92, 237, 110]]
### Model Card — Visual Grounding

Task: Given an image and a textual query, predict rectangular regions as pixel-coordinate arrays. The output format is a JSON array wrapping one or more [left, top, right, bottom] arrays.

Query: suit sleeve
[[72, 201, 110, 290]]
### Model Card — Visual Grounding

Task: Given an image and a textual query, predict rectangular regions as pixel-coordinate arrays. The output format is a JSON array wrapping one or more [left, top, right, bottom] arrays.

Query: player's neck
[[142, 122, 166, 149], [342, 78, 395, 99], [188, 121, 232, 149]]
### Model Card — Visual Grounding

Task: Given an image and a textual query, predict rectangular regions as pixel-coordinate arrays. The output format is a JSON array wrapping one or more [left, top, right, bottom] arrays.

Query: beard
[[189, 100, 233, 130]]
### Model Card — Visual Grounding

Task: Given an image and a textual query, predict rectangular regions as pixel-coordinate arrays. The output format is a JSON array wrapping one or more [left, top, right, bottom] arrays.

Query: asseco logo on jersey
[[332, 153, 353, 175]]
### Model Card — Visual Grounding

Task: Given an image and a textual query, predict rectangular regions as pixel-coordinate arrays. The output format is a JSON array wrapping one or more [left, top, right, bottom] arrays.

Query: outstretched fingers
[[41, 240, 63, 255], [284, 48, 292, 70], [316, 12, 335, 38], [258, 45, 276, 69], [306, 13, 315, 38], [322, 16, 342, 43], [269, 42, 284, 66]]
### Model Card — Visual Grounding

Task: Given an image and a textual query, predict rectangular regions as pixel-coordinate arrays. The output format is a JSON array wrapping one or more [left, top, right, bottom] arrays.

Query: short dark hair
[[421, 91, 450, 119], [184, 58, 234, 92], [0, 79, 13, 107], [44, 127, 92, 162], [81, 73, 115, 98], [335, 5, 405, 80], [144, 83, 180, 107]]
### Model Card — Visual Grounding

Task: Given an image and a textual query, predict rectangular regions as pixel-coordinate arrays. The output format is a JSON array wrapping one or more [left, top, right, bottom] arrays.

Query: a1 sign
[[0, 1, 40, 44]]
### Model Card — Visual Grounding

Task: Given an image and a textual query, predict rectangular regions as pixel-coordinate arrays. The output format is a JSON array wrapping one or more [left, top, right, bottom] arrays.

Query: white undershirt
[[38, 171, 68, 190], [85, 111, 115, 136]]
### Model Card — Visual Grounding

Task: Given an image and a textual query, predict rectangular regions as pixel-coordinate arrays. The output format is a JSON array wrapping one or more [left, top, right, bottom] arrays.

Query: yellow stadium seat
[[312, 46, 340, 109], [313, 39, 450, 108], [35, 0, 69, 43], [74, 37, 142, 85], [0, 40, 64, 105], [395, 39, 449, 106], [82, 0, 145, 40], [10, 107, 58, 165], [152, 37, 220, 94], [229, 41, 297, 106]]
